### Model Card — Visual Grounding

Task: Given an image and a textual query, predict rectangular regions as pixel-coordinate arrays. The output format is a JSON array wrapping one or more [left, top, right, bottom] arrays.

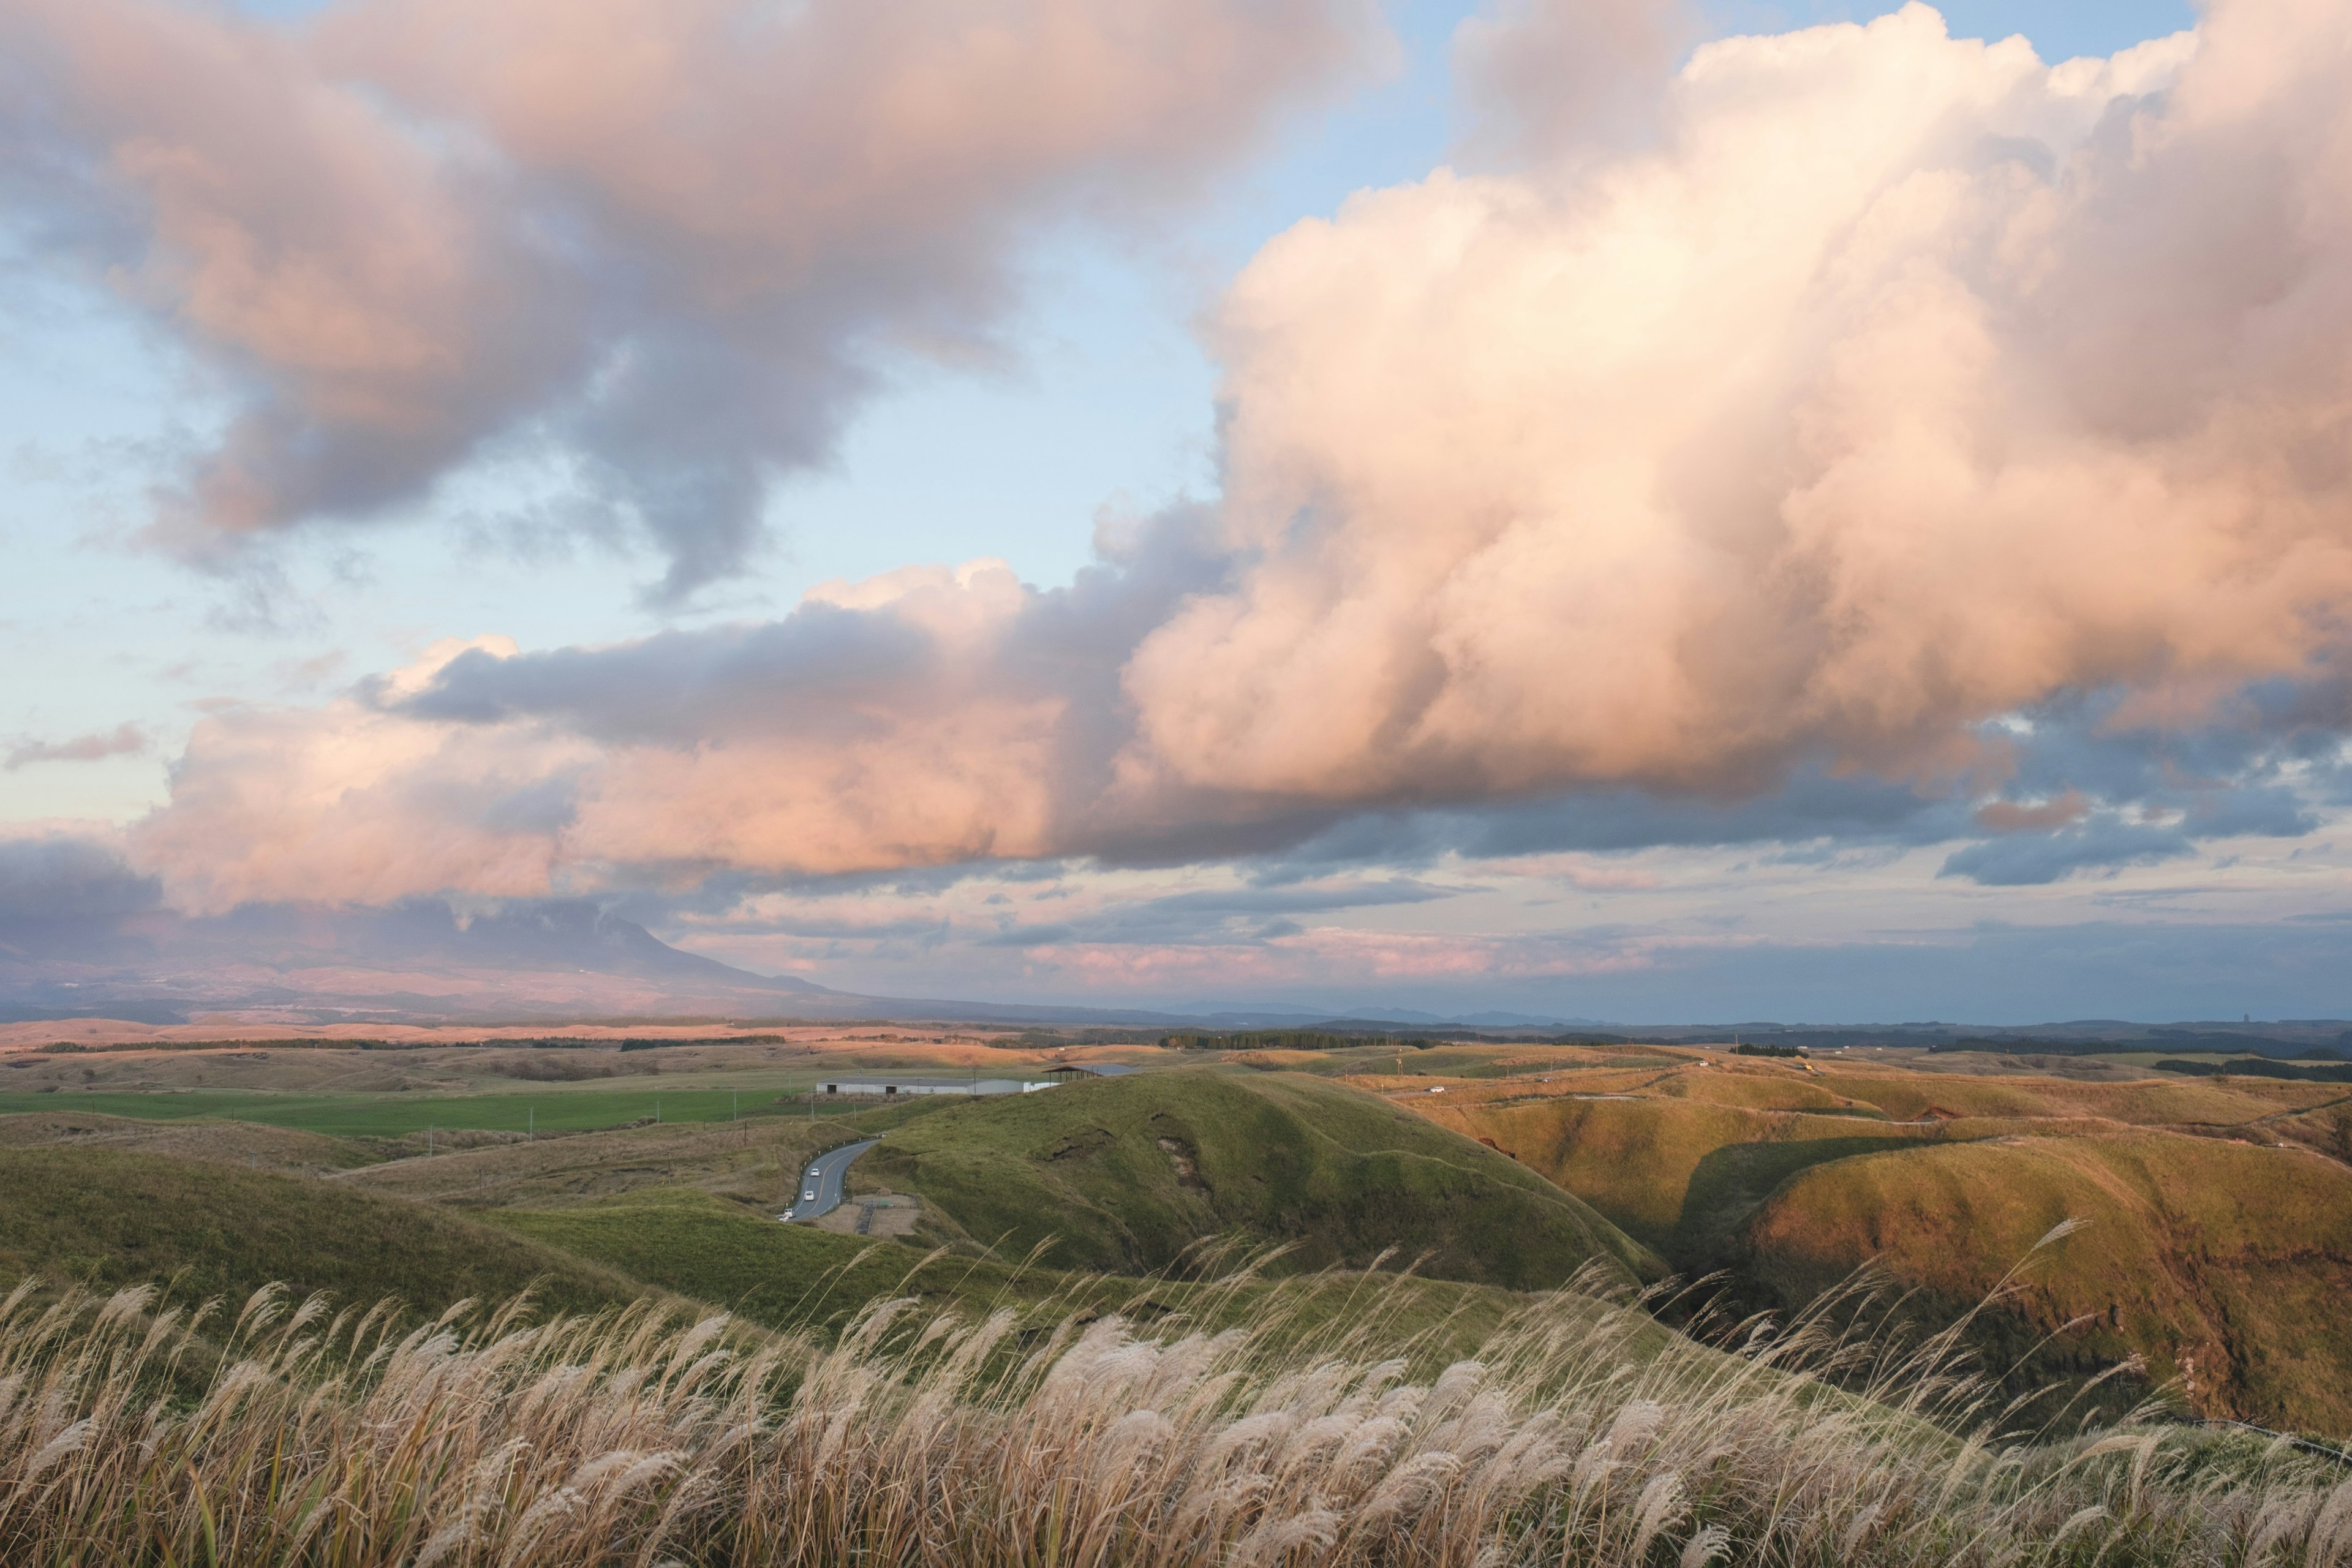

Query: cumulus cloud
[[0, 0, 1383, 598], [119, 0, 2352, 912], [1125, 1, 2348, 809]]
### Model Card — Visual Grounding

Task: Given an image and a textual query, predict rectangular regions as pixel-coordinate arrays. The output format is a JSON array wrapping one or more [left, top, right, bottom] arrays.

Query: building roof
[[821, 1074, 1044, 1089]]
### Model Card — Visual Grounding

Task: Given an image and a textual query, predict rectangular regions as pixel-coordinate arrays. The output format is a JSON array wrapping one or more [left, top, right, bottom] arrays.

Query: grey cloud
[[1934, 690, 2333, 885], [2181, 785, 2318, 839], [1938, 820, 2194, 886], [979, 922, 1076, 948], [0, 833, 160, 922], [393, 607, 933, 743], [1234, 769, 1970, 881]]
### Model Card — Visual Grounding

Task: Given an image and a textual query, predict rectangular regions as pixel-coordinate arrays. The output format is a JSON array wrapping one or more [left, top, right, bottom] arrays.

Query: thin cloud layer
[[122, 0, 2352, 913], [0, 0, 1382, 597], [5, 723, 146, 771]]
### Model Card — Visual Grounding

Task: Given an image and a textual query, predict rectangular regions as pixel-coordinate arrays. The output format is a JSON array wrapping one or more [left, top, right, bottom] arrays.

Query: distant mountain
[[0, 897, 1227, 1027], [0, 897, 833, 1026], [7, 897, 2348, 1039]]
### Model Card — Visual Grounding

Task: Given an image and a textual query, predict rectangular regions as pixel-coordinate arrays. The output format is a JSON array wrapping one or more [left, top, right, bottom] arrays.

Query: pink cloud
[[5, 722, 148, 771], [0, 0, 1384, 594], [1973, 791, 2091, 834]]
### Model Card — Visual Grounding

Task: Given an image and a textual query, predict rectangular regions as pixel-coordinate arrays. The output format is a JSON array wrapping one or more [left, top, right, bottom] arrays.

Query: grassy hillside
[[0, 1146, 646, 1316], [492, 1185, 1545, 1366], [1395, 1053, 2352, 1436], [0, 1109, 380, 1172], [1417, 1092, 1937, 1262], [1743, 1132, 2352, 1435], [854, 1068, 1659, 1288]]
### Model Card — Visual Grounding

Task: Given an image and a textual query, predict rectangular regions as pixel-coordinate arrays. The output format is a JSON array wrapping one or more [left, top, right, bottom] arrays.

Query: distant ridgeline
[[1157, 1029, 1641, 1052], [1731, 1042, 1807, 1059], [1160, 1031, 1418, 1052], [1930, 1032, 2352, 1061], [2152, 1057, 2352, 1084], [26, 1035, 800, 1055]]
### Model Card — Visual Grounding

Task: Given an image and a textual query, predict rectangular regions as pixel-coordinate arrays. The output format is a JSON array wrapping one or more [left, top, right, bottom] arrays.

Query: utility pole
[[528, 1106, 533, 1142], [733, 1090, 739, 1121], [428, 1124, 434, 1157]]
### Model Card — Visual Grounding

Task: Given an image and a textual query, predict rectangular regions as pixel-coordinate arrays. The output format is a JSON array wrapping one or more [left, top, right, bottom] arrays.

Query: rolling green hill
[[0, 1146, 646, 1316], [492, 1185, 1547, 1365], [854, 1068, 1660, 1288], [0, 1097, 1613, 1372]]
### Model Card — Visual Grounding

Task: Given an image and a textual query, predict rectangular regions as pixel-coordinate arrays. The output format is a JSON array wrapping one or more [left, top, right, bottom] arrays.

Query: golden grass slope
[[1744, 1131, 2352, 1434], [1373, 1050, 2352, 1436]]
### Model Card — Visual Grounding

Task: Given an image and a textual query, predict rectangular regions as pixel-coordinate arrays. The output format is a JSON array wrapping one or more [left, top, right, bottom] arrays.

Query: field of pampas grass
[[1, 1254, 2347, 1567]]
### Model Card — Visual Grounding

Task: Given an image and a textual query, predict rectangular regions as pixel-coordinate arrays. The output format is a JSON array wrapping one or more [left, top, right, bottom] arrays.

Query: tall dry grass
[[0, 1254, 2346, 1567]]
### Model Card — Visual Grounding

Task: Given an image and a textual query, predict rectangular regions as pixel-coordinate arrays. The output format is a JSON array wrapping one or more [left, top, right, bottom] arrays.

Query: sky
[[10, 0, 2352, 1024]]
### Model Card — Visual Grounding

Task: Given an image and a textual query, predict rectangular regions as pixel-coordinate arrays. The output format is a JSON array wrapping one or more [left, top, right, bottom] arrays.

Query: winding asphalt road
[[783, 1139, 878, 1222]]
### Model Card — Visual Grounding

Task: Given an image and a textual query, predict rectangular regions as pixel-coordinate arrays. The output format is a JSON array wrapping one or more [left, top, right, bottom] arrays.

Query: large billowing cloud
[[126, 0, 2352, 911], [0, 0, 1383, 597]]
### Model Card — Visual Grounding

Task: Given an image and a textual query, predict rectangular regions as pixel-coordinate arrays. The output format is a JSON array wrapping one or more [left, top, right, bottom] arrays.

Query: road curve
[[783, 1139, 878, 1222]]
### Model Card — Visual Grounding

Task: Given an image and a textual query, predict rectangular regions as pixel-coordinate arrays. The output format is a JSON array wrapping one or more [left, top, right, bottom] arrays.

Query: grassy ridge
[[1410, 1060, 2352, 1437], [1744, 1131, 2352, 1434], [0, 1146, 646, 1316], [1420, 1092, 1939, 1260], [858, 1068, 1660, 1288]]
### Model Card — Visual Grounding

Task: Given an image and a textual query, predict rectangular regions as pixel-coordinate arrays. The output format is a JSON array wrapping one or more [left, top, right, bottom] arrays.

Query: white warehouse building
[[816, 1074, 1057, 1098], [815, 1063, 1137, 1099]]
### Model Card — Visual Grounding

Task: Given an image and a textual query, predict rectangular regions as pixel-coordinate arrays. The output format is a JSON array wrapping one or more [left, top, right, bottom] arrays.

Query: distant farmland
[[0, 1085, 791, 1137]]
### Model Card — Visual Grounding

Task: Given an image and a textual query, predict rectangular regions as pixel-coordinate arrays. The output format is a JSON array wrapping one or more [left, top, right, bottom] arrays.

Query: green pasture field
[[0, 1084, 800, 1137], [0, 1072, 989, 1141]]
